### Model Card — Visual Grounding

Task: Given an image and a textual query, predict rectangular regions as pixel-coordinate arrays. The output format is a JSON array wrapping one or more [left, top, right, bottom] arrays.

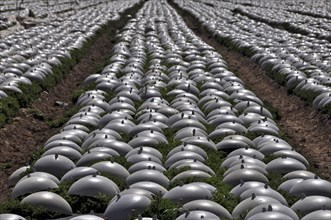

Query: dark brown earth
[[0, 4, 142, 203], [170, 1, 331, 181]]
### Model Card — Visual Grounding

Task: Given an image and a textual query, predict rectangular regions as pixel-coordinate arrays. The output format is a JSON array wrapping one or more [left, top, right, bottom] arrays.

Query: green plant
[[164, 166, 190, 180], [266, 172, 299, 207], [0, 56, 75, 129], [27, 148, 44, 166], [0, 199, 65, 219], [51, 180, 111, 214], [0, 162, 13, 169], [46, 105, 80, 128], [321, 103, 331, 117], [0, 6, 131, 129], [242, 131, 260, 141], [153, 139, 182, 164], [262, 154, 279, 164], [0, 96, 20, 126], [103, 91, 116, 103], [263, 101, 281, 121], [140, 194, 179, 220], [159, 87, 169, 99], [28, 108, 45, 121], [71, 194, 111, 214], [204, 123, 217, 137], [202, 149, 240, 213]]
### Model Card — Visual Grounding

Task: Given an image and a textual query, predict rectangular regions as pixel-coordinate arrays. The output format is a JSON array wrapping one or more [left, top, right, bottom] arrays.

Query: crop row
[[173, 0, 331, 114], [0, 0, 112, 18], [1, 0, 331, 220], [0, 0, 141, 128]]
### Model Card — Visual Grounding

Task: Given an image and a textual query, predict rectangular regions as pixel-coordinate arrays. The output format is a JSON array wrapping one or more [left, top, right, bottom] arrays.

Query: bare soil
[[171, 2, 331, 181], [0, 5, 141, 203]]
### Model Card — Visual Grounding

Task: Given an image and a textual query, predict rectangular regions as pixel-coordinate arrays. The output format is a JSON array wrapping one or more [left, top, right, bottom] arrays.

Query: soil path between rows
[[0, 5, 141, 203], [170, 1, 331, 181]]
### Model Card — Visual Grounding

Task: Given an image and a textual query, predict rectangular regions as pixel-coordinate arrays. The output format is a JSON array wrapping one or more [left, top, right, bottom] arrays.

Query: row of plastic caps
[[103, 0, 331, 219], [214, 0, 331, 19], [98, 2, 224, 218], [111, 1, 331, 218], [2, 1, 148, 220], [174, 0, 331, 219], [0, 0, 109, 18], [173, 0, 331, 110], [4, 0, 331, 219], [221, 134, 331, 219], [0, 0, 141, 99], [3, 0, 235, 218], [111, 4, 233, 218], [237, 1, 331, 108], [0, 17, 16, 30], [231, 3, 331, 38], [1, 0, 274, 218]]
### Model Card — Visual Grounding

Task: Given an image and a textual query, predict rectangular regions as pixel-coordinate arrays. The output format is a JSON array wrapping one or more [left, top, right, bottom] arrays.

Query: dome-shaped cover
[[232, 195, 281, 219], [223, 168, 269, 187], [104, 194, 151, 219], [11, 176, 58, 199], [230, 181, 266, 197], [76, 152, 112, 167], [91, 161, 130, 179], [240, 186, 288, 205], [69, 214, 104, 220], [21, 191, 72, 215], [245, 203, 299, 220], [126, 170, 170, 187], [119, 188, 154, 199], [182, 199, 232, 219], [289, 178, 331, 198], [61, 167, 98, 182], [163, 183, 213, 204], [171, 170, 212, 182], [0, 214, 26, 220], [8, 166, 30, 186], [291, 196, 331, 215], [68, 174, 119, 197], [176, 210, 220, 220], [301, 210, 331, 220], [246, 211, 293, 220], [18, 172, 60, 184], [129, 181, 168, 195], [283, 170, 317, 180], [128, 161, 166, 174], [266, 157, 306, 173], [34, 154, 76, 179]]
